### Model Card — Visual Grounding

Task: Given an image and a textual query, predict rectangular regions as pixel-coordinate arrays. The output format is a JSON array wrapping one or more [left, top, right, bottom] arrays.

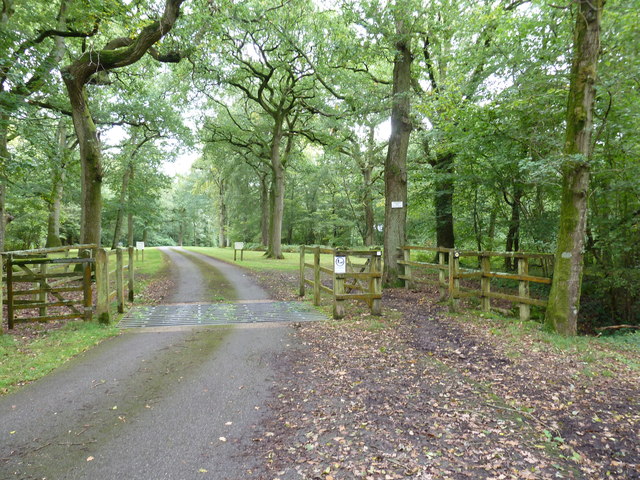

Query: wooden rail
[[1, 245, 97, 330], [399, 246, 554, 321], [1, 245, 136, 331], [299, 246, 382, 319]]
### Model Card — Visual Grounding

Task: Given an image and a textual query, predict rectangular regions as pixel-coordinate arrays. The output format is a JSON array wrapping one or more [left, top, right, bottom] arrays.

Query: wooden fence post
[[128, 246, 135, 302], [83, 262, 93, 321], [481, 254, 491, 312], [518, 257, 530, 322], [438, 251, 446, 300], [299, 245, 305, 297], [402, 248, 411, 289], [39, 262, 48, 318], [333, 251, 345, 319], [313, 247, 321, 306], [7, 254, 14, 329], [95, 248, 110, 324], [371, 251, 382, 316], [116, 248, 124, 313], [448, 251, 460, 312]]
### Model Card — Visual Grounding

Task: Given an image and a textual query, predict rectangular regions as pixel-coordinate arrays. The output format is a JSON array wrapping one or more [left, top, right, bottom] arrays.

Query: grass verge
[[0, 321, 118, 394], [0, 247, 170, 395], [184, 246, 335, 272]]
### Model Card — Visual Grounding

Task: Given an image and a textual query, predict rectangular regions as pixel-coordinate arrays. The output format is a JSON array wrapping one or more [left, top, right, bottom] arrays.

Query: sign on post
[[135, 241, 145, 262], [234, 242, 245, 261], [334, 256, 346, 274]]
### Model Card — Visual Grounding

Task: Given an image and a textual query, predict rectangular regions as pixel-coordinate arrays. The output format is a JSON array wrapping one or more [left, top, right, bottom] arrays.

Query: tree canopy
[[1, 0, 636, 333]]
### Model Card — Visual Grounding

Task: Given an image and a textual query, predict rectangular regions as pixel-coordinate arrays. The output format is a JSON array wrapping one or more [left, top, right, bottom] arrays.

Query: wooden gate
[[1, 245, 96, 329], [299, 246, 382, 319]]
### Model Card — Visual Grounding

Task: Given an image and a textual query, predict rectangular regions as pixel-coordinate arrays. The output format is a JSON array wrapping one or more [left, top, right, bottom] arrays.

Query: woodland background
[[0, 0, 637, 331]]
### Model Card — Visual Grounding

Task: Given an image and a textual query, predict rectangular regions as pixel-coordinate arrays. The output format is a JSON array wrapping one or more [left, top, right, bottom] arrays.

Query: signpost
[[234, 242, 245, 261], [136, 241, 144, 262]]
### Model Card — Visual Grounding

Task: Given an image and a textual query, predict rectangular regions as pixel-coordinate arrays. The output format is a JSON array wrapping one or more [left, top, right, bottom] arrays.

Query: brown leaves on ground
[[247, 272, 639, 480]]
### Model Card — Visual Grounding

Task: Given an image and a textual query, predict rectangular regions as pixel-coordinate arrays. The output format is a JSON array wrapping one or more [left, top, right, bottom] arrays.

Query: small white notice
[[391, 201, 404, 209], [334, 256, 347, 274], [234, 242, 245, 250], [136, 241, 145, 250]]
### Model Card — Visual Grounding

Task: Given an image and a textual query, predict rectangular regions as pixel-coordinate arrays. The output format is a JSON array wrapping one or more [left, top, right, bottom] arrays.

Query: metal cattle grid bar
[[117, 301, 326, 328]]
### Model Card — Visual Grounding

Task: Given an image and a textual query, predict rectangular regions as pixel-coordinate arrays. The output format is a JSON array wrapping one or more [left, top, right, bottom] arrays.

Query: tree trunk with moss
[[383, 21, 413, 286], [545, 0, 604, 335]]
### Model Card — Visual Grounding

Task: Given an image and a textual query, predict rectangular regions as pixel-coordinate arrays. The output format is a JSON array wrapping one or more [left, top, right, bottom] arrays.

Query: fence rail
[[299, 246, 382, 319], [399, 246, 554, 321], [2, 245, 136, 331]]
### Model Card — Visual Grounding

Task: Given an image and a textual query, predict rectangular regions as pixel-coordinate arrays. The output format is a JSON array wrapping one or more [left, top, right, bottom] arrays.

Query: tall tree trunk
[[63, 81, 103, 245], [111, 163, 133, 249], [260, 173, 269, 246], [265, 119, 285, 259], [432, 151, 455, 249], [546, 0, 604, 335], [383, 21, 413, 286]]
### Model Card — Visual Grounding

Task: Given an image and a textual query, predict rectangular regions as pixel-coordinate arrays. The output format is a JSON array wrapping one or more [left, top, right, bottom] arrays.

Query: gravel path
[[0, 247, 297, 479]]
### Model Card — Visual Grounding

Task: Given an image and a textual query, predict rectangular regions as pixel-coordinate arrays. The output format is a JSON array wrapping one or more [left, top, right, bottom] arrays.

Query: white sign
[[136, 242, 145, 250], [334, 256, 346, 274], [234, 242, 245, 250], [391, 201, 404, 209]]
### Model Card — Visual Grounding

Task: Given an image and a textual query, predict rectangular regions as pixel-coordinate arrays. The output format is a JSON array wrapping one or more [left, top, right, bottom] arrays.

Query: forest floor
[[248, 270, 639, 480]]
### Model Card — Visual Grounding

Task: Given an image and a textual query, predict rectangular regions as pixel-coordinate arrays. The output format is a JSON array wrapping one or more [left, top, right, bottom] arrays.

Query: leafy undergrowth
[[247, 271, 639, 479], [132, 247, 175, 304]]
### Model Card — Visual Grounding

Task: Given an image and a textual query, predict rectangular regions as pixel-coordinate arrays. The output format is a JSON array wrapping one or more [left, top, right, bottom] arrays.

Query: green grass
[[184, 246, 336, 272], [134, 247, 168, 276], [0, 321, 118, 394], [0, 247, 170, 396], [475, 311, 640, 372]]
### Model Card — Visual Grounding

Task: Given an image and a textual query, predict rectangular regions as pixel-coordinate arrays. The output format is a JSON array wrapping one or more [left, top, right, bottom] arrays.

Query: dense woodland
[[0, 0, 637, 333]]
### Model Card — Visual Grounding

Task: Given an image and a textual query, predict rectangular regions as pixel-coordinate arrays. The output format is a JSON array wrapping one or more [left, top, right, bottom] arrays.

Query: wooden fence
[[94, 247, 135, 323], [399, 246, 554, 321], [1, 245, 135, 331], [299, 246, 382, 319]]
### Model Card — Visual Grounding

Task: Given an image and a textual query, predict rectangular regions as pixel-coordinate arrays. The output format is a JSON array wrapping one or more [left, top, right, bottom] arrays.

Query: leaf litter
[[245, 272, 638, 479]]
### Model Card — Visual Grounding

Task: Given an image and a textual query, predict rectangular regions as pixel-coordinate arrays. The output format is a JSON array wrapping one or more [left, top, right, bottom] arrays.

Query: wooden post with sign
[[234, 242, 244, 261], [136, 241, 144, 262], [333, 251, 346, 319]]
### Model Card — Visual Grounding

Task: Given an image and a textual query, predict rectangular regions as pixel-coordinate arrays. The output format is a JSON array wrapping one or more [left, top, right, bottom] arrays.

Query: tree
[[545, 0, 605, 335], [60, 0, 185, 245]]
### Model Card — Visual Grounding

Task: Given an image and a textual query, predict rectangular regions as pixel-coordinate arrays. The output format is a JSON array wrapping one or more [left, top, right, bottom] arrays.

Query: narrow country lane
[[0, 248, 297, 479]]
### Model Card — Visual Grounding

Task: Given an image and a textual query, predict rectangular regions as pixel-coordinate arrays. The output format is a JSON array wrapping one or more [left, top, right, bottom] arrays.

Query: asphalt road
[[0, 248, 295, 479]]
